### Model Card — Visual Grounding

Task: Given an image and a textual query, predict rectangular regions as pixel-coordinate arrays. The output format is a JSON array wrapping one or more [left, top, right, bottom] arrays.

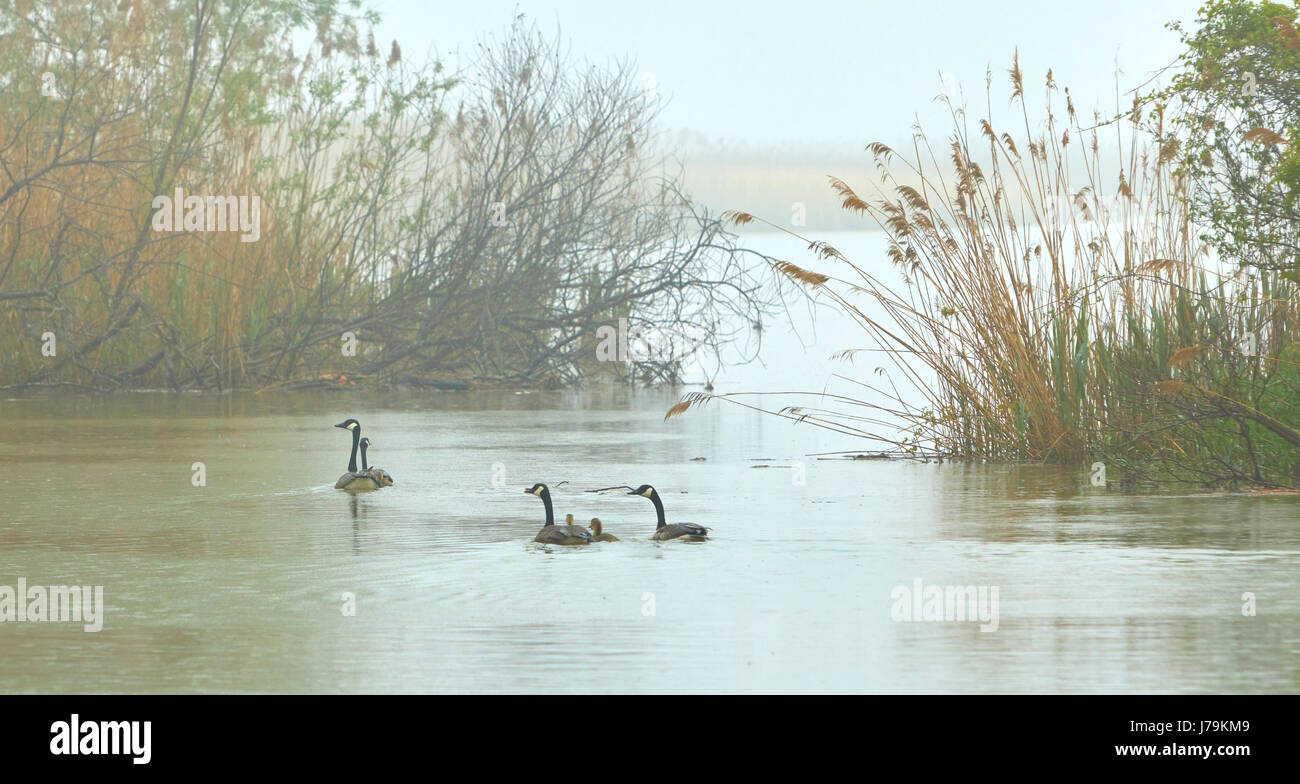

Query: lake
[[1, 386, 1298, 693]]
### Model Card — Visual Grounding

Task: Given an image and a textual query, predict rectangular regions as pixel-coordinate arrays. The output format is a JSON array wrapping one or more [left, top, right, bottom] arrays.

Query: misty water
[[2, 386, 1298, 694], [3, 230, 1299, 694]]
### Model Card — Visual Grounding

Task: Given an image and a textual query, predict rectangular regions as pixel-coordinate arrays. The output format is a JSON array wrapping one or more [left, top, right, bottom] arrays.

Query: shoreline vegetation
[[0, 3, 781, 395], [671, 0, 1300, 489]]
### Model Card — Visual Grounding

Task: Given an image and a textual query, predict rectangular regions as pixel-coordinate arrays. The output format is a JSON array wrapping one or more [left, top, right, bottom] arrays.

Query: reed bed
[[673, 54, 1300, 487], [0, 3, 773, 392]]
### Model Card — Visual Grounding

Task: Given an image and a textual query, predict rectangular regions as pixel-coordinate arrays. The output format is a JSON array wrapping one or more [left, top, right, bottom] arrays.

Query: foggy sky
[[373, 0, 1200, 149]]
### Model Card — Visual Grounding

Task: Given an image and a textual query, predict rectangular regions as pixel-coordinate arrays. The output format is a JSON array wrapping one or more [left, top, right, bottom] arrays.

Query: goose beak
[[334, 422, 348, 429], [626, 489, 637, 495]]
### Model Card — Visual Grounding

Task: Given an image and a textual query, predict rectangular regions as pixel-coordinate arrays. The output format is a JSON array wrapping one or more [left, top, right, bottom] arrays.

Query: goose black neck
[[347, 427, 360, 473], [359, 441, 369, 471], [541, 488, 555, 526], [650, 491, 666, 528]]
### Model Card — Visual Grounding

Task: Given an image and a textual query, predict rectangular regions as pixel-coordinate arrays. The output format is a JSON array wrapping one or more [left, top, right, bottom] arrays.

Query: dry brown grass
[[1243, 127, 1288, 146], [671, 53, 1300, 482]]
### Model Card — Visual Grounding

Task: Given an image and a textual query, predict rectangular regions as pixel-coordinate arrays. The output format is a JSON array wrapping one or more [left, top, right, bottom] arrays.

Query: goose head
[[628, 484, 657, 500]]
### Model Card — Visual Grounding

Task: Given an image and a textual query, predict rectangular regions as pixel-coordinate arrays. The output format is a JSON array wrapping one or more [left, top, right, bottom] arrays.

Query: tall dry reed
[[673, 54, 1300, 486]]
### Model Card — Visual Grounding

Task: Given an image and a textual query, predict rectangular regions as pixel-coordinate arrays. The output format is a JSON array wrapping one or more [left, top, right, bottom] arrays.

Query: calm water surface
[[1, 389, 1298, 693]]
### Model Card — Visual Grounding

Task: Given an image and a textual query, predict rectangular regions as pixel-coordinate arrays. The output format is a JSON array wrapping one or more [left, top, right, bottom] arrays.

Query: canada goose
[[358, 437, 395, 487], [628, 484, 710, 541], [590, 518, 619, 542], [525, 483, 593, 545], [333, 419, 381, 492]]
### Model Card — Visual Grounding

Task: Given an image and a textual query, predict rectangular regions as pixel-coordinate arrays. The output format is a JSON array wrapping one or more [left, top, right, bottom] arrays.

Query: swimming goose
[[628, 484, 710, 541], [525, 483, 593, 545], [359, 437, 395, 487], [590, 518, 619, 542], [333, 419, 382, 492]]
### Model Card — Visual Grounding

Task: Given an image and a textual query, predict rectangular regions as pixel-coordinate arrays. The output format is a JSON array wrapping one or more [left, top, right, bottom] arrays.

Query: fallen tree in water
[[0, 4, 779, 392]]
